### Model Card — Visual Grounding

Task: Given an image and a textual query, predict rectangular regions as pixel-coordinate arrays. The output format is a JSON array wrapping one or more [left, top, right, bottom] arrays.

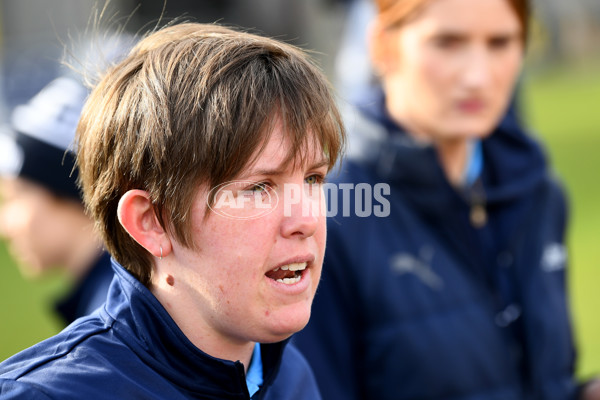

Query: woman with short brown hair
[[0, 22, 345, 399]]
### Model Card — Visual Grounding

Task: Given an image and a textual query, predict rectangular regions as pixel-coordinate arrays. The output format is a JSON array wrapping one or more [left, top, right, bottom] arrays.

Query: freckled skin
[[157, 124, 327, 353]]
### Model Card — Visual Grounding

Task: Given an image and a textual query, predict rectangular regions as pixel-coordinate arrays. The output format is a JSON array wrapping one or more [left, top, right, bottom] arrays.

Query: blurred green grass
[[0, 242, 67, 360], [0, 61, 599, 382], [522, 61, 600, 380]]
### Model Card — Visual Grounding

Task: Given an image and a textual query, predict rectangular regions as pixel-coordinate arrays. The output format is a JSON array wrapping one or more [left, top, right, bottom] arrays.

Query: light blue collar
[[246, 342, 263, 397], [464, 140, 483, 186]]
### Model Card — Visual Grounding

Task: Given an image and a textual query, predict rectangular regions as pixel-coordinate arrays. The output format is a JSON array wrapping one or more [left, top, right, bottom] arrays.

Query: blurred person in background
[[0, 75, 113, 325], [331, 0, 377, 104], [294, 0, 600, 399]]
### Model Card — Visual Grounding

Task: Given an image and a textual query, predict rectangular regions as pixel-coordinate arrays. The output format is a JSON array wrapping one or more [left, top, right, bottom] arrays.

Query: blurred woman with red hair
[[295, 0, 600, 398]]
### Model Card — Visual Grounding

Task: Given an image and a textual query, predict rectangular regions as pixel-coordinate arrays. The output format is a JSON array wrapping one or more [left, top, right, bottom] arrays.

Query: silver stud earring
[[160, 246, 163, 260]]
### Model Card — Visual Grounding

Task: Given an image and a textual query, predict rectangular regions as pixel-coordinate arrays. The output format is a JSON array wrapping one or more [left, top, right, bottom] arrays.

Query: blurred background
[[0, 0, 598, 380]]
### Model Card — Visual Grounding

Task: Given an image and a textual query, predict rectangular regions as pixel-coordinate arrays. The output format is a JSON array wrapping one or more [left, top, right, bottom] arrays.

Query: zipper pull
[[470, 203, 487, 228]]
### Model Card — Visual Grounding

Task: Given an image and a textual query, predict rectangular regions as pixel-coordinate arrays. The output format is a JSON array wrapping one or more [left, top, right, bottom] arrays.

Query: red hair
[[373, 0, 530, 41]]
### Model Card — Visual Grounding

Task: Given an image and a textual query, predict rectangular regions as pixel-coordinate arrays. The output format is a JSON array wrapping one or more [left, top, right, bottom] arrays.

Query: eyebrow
[[248, 158, 330, 178], [432, 28, 521, 39]]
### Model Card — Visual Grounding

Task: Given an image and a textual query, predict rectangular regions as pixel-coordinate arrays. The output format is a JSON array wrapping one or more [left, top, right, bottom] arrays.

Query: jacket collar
[[103, 259, 286, 398], [347, 87, 548, 207]]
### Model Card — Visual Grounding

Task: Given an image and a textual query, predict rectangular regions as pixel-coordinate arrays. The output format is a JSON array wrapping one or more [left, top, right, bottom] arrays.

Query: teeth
[[272, 262, 307, 272], [286, 262, 307, 271], [276, 276, 302, 285]]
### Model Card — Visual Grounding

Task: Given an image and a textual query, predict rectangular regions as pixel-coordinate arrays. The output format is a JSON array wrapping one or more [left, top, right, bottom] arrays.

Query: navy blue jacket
[[0, 260, 321, 400], [294, 91, 579, 400], [55, 252, 114, 324]]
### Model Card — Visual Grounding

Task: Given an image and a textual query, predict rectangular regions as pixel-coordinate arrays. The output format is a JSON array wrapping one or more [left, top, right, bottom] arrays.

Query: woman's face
[[375, 0, 524, 142], [165, 121, 328, 345]]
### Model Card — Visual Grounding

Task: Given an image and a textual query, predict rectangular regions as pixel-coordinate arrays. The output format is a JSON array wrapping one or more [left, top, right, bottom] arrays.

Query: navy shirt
[[0, 259, 321, 400]]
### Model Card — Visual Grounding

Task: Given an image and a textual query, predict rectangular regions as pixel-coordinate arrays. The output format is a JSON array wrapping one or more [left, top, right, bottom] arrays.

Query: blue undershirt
[[464, 140, 483, 186], [246, 342, 263, 397]]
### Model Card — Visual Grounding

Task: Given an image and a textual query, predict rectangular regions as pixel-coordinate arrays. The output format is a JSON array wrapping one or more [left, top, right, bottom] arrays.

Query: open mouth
[[265, 262, 307, 285]]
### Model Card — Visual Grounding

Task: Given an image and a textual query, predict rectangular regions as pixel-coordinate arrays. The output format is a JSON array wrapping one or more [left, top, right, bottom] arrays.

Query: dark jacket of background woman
[[294, 89, 578, 400]]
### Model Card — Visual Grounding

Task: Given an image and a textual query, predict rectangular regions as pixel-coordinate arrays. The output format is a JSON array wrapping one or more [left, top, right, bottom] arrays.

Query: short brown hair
[[76, 23, 345, 286], [374, 0, 530, 42]]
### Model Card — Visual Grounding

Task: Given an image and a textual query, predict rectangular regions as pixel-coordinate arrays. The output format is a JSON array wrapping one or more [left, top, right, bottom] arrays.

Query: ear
[[117, 190, 171, 258], [368, 18, 399, 77]]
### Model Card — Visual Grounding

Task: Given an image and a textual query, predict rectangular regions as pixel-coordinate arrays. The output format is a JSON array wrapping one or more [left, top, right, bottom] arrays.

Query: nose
[[461, 46, 492, 90], [280, 184, 321, 239]]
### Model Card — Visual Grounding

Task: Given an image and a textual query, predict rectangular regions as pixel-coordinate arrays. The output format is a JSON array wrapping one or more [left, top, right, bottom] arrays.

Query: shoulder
[[325, 158, 401, 267], [0, 379, 53, 400], [543, 173, 569, 210], [326, 159, 390, 227], [263, 344, 321, 400], [329, 158, 378, 185], [279, 344, 313, 375], [530, 173, 569, 233], [0, 315, 125, 398]]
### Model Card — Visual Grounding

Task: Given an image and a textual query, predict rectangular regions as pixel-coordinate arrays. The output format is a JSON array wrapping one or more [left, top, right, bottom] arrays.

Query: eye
[[432, 35, 463, 50], [241, 181, 272, 197], [250, 183, 267, 192], [489, 36, 513, 50], [305, 174, 325, 185]]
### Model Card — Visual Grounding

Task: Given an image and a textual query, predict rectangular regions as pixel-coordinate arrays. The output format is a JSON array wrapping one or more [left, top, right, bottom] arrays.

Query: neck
[[435, 138, 470, 186], [395, 115, 470, 185], [387, 107, 470, 186], [151, 273, 255, 372]]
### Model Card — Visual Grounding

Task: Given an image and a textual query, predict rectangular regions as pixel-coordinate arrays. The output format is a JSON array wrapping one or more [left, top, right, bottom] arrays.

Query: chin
[[437, 110, 502, 138], [442, 120, 496, 139], [259, 308, 311, 343], [16, 260, 45, 279]]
